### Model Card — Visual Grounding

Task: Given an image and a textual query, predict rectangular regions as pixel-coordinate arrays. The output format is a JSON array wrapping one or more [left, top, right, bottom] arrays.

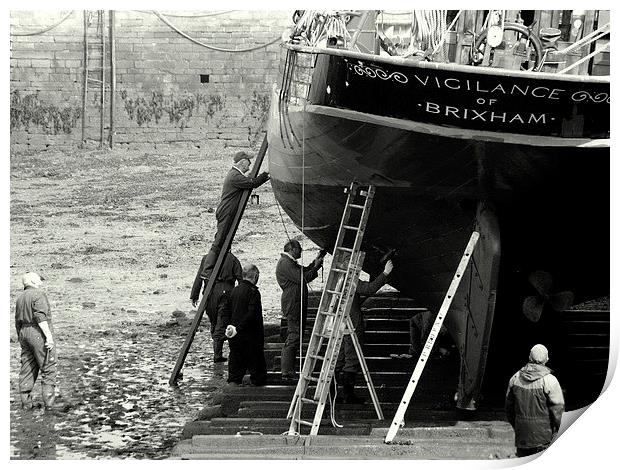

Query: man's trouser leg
[[281, 313, 301, 377], [212, 311, 228, 362], [339, 335, 364, 404], [207, 285, 228, 363], [516, 445, 549, 457], [227, 337, 246, 384], [210, 214, 234, 256], [248, 340, 267, 386], [19, 327, 57, 409], [18, 333, 39, 410]]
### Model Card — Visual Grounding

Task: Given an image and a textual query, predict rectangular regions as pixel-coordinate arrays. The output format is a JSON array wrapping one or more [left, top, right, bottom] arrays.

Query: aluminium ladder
[[287, 182, 384, 436], [384, 231, 480, 443]]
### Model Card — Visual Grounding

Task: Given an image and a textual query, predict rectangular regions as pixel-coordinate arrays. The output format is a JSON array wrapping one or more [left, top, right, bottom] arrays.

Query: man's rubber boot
[[20, 391, 33, 411], [42, 384, 60, 414], [213, 339, 227, 363], [343, 371, 365, 405]]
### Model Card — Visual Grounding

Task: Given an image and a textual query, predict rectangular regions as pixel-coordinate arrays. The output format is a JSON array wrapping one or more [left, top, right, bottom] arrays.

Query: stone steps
[[173, 425, 515, 460], [173, 293, 514, 459]]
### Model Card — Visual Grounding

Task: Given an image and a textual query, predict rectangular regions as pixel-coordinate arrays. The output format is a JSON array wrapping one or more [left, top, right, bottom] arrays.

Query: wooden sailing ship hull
[[267, 44, 610, 409]]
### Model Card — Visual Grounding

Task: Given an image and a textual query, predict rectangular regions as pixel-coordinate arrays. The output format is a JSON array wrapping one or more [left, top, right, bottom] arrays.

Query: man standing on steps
[[15, 272, 57, 412], [332, 259, 394, 404], [224, 264, 267, 386], [276, 240, 325, 383], [505, 344, 565, 457], [191, 250, 242, 363], [202, 150, 270, 272]]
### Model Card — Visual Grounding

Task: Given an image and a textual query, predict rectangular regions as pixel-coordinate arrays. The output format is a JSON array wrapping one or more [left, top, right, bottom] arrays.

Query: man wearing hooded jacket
[[505, 344, 565, 457]]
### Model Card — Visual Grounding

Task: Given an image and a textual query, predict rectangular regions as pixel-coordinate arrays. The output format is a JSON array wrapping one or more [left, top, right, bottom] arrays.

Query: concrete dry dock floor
[[172, 424, 516, 459]]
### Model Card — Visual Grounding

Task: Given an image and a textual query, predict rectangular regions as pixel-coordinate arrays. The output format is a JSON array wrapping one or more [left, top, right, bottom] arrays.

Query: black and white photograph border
[[4, 1, 617, 466]]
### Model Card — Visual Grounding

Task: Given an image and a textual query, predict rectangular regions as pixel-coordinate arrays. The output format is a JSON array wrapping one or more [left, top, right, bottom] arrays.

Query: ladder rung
[[326, 289, 343, 295], [300, 398, 319, 405], [342, 225, 360, 230], [331, 268, 347, 273], [309, 354, 325, 361], [303, 375, 319, 383], [348, 204, 365, 209], [295, 419, 314, 427], [87, 78, 103, 84], [335, 247, 353, 253], [318, 310, 337, 317]]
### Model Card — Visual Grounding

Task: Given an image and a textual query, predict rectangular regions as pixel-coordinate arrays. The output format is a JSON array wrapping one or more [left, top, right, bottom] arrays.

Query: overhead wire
[[10, 10, 74, 36], [152, 10, 281, 53]]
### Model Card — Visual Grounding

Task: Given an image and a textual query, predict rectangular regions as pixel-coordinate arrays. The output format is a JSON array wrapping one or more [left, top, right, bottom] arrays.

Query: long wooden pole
[[169, 136, 269, 385], [81, 11, 88, 146]]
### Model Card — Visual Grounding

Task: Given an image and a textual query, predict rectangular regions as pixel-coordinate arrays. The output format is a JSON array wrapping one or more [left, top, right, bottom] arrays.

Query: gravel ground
[[9, 146, 325, 459]]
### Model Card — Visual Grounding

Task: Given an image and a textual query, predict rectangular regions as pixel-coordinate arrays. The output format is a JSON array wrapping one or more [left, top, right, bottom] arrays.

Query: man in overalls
[[15, 272, 57, 411]]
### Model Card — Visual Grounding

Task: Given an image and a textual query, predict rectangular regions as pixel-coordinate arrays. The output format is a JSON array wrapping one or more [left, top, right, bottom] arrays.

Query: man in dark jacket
[[224, 264, 267, 386], [333, 259, 394, 404], [202, 151, 269, 271], [15, 272, 57, 411], [276, 240, 324, 382], [190, 251, 242, 362], [505, 344, 565, 457]]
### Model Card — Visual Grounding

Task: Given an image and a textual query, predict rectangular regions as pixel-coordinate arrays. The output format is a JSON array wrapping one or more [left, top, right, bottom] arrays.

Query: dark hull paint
[[268, 46, 609, 409], [269, 110, 609, 305]]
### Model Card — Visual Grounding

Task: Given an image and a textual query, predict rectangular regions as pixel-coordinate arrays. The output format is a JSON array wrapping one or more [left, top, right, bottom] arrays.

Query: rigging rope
[[136, 10, 234, 18], [152, 11, 281, 53], [10, 11, 74, 36], [411, 10, 447, 59]]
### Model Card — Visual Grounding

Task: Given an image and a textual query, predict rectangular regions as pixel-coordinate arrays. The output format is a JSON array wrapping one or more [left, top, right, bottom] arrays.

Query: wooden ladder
[[81, 10, 115, 148], [287, 182, 383, 435]]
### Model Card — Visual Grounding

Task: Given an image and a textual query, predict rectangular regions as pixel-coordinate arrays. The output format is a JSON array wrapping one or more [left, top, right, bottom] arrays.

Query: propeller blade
[[550, 291, 575, 312], [528, 270, 553, 297], [523, 296, 545, 322]]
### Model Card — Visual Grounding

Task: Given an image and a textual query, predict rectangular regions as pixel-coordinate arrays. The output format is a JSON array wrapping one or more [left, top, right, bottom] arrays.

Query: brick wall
[[10, 10, 292, 153]]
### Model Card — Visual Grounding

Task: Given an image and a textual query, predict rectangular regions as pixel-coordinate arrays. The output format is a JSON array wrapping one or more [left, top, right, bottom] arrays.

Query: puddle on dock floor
[[10, 324, 228, 459]]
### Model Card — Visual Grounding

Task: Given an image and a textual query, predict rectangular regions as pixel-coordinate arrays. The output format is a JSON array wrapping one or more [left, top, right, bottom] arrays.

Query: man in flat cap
[[14, 272, 58, 411], [505, 344, 565, 457], [202, 150, 269, 272]]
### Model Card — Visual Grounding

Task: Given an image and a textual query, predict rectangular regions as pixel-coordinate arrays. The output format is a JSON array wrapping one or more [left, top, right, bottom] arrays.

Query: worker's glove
[[383, 259, 394, 275], [259, 172, 270, 182], [191, 300, 198, 308], [225, 325, 237, 339]]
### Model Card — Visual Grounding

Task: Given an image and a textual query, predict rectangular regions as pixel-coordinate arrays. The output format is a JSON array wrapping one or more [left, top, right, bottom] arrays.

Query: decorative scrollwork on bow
[[348, 63, 408, 84], [571, 91, 610, 103]]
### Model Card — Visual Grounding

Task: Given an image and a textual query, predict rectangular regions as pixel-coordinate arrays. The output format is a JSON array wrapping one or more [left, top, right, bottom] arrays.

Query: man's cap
[[233, 151, 253, 163], [529, 344, 549, 364], [22, 272, 43, 288]]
